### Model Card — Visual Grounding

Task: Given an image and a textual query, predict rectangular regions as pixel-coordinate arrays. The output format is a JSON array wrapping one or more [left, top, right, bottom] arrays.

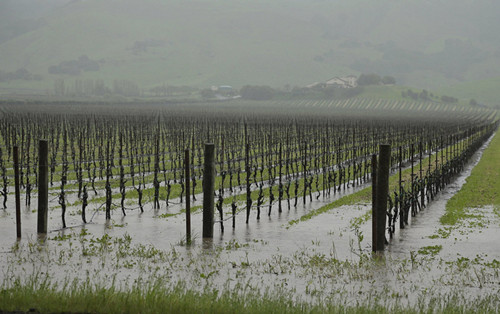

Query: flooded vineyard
[[0, 102, 498, 310]]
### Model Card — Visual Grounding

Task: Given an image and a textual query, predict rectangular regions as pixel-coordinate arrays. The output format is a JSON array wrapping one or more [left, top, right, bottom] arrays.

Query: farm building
[[325, 76, 358, 88]]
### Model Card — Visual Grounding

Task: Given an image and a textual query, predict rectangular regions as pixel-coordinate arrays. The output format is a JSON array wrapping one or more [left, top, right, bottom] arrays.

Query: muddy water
[[0, 133, 498, 308]]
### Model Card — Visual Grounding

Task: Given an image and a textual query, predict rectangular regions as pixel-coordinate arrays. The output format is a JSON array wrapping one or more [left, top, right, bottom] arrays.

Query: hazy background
[[1, 0, 499, 105]]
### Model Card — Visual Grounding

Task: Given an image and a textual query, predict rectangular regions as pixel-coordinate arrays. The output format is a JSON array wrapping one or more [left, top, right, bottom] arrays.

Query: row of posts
[[15, 140, 388, 252], [12, 139, 205, 242], [200, 142, 392, 252], [13, 140, 48, 238]]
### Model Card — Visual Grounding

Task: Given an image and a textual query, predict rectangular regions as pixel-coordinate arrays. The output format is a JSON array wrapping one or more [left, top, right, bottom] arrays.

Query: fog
[[1, 0, 499, 103]]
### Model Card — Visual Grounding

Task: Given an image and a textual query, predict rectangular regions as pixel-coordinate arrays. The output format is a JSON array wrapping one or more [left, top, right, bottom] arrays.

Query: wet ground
[[0, 134, 499, 309]]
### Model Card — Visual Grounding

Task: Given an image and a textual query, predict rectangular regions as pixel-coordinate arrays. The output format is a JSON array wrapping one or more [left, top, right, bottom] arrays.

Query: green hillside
[[436, 77, 500, 108], [1, 0, 500, 105]]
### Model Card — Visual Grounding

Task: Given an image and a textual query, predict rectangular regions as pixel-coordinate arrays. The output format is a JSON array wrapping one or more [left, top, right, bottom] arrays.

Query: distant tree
[[310, 83, 325, 92], [404, 89, 418, 100], [49, 61, 81, 75], [469, 98, 479, 107], [13, 68, 31, 80], [291, 86, 306, 97], [0, 68, 36, 81], [419, 89, 430, 101], [77, 55, 100, 71], [381, 76, 396, 85], [201, 89, 215, 99], [48, 55, 99, 75], [441, 95, 458, 103], [357, 73, 382, 86], [340, 86, 364, 98], [240, 85, 276, 100]]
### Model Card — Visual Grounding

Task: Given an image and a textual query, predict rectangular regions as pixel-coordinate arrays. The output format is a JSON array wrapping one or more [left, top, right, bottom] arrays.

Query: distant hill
[[436, 77, 500, 108], [1, 0, 500, 106]]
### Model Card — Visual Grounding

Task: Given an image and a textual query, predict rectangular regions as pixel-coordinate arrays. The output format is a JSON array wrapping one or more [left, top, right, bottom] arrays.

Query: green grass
[[0, 280, 311, 314], [359, 85, 408, 100], [418, 245, 443, 256], [1, 276, 499, 314], [442, 131, 500, 225]]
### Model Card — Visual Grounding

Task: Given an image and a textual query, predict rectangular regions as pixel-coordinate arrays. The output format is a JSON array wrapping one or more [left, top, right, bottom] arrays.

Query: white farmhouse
[[325, 75, 358, 88]]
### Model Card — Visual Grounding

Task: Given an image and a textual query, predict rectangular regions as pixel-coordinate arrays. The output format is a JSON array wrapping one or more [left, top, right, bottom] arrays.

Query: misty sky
[[1, 0, 499, 100]]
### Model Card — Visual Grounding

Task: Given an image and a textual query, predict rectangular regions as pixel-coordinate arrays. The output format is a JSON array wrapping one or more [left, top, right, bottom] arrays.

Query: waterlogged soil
[[387, 133, 500, 260], [0, 135, 499, 309]]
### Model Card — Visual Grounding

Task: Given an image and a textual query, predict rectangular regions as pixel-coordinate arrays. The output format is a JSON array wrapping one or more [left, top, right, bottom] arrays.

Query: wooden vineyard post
[[13, 146, 21, 238], [399, 146, 404, 229], [185, 149, 191, 244], [419, 141, 424, 209], [105, 140, 112, 220], [202, 143, 215, 238], [38, 140, 49, 234], [245, 143, 251, 224], [303, 142, 307, 205], [278, 143, 282, 213], [371, 154, 377, 252], [411, 143, 415, 217], [373, 144, 390, 251]]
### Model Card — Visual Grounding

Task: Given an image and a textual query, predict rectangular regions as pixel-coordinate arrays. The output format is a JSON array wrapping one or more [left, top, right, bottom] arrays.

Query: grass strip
[[0, 279, 498, 314], [442, 131, 500, 225], [0, 280, 385, 314]]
